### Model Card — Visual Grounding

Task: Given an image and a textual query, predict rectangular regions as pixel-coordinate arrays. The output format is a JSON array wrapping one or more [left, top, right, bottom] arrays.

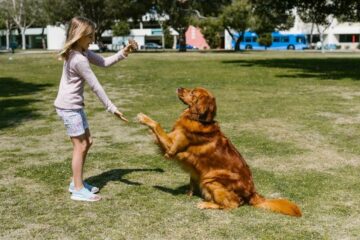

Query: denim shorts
[[56, 108, 89, 137]]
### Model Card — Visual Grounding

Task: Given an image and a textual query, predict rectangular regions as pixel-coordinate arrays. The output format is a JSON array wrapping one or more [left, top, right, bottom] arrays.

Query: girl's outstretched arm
[[87, 49, 126, 67], [75, 59, 117, 113], [87, 40, 138, 67]]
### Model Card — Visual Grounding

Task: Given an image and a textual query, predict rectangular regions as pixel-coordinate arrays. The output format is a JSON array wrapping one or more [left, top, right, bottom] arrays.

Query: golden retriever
[[137, 87, 301, 217]]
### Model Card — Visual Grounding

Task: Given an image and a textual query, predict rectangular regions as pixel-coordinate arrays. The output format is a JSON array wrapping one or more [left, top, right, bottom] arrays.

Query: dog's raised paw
[[137, 113, 148, 124]]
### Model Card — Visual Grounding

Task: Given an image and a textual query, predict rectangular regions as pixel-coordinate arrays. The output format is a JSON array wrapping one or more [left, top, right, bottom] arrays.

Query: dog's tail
[[249, 193, 302, 217]]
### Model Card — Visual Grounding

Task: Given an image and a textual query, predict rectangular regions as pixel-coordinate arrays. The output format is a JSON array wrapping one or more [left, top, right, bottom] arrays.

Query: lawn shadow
[[153, 184, 189, 196], [153, 184, 201, 197], [0, 98, 41, 129], [0, 77, 52, 97], [222, 58, 360, 81], [0, 77, 52, 130], [85, 168, 164, 190]]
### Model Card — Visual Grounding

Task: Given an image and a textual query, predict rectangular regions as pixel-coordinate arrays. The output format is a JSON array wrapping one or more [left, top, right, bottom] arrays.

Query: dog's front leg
[[165, 131, 188, 157], [138, 113, 188, 158], [138, 113, 172, 152]]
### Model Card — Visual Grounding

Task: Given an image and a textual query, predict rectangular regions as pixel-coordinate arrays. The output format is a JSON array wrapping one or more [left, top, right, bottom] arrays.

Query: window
[[273, 37, 280, 43], [296, 36, 305, 43], [307, 35, 320, 43], [252, 37, 258, 42], [281, 36, 289, 43], [245, 37, 252, 42], [339, 34, 359, 43]]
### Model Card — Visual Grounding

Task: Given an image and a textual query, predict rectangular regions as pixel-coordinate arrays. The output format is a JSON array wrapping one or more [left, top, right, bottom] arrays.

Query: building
[[291, 14, 360, 50], [0, 27, 47, 50]]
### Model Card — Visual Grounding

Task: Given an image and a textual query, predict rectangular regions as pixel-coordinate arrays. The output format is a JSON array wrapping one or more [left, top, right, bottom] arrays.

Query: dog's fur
[[138, 87, 301, 217]]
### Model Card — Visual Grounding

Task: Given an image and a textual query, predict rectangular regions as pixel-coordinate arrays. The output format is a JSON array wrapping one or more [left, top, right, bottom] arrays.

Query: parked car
[[141, 42, 162, 49], [176, 44, 198, 49]]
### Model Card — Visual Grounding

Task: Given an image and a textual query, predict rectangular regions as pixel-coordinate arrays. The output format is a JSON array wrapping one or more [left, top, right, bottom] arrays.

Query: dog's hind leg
[[200, 181, 241, 210]]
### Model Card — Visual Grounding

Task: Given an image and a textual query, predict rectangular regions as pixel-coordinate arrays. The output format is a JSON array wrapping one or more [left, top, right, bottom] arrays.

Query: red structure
[[185, 25, 210, 50]]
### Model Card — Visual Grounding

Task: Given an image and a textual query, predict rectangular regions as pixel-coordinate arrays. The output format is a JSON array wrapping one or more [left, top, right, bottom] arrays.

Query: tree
[[221, 0, 253, 51], [333, 0, 360, 22], [296, 0, 334, 53], [258, 32, 272, 50], [0, 4, 14, 49], [153, 0, 231, 51], [209, 0, 294, 51], [250, 0, 295, 33], [196, 17, 222, 49], [43, 0, 153, 43], [2, 0, 43, 50], [112, 21, 130, 37]]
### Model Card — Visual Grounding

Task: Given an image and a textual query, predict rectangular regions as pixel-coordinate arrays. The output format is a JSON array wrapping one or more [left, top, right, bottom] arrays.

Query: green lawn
[[0, 51, 360, 239]]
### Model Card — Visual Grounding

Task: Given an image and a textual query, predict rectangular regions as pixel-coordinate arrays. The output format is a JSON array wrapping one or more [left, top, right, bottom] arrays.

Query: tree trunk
[[317, 25, 325, 54], [6, 29, 10, 50], [41, 27, 46, 49], [5, 20, 11, 49], [310, 23, 314, 49], [179, 27, 187, 52], [21, 27, 26, 50], [320, 32, 325, 53], [159, 21, 165, 49], [234, 31, 243, 51]]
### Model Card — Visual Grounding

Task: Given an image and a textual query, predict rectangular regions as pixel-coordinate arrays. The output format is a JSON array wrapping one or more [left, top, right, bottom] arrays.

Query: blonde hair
[[59, 16, 96, 60]]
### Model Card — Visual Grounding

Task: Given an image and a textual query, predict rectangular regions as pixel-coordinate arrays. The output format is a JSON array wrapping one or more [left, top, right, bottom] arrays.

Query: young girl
[[54, 16, 137, 202]]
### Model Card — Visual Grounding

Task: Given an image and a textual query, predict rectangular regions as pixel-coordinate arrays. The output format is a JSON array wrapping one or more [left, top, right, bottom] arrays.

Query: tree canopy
[[42, 0, 153, 42], [152, 0, 232, 51], [1, 0, 360, 51]]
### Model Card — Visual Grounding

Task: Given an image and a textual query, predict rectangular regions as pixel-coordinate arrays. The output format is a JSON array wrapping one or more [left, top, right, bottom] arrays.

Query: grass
[[0, 50, 360, 239]]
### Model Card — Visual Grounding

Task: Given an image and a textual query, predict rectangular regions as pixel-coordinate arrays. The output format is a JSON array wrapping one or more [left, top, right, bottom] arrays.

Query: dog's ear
[[196, 95, 217, 123]]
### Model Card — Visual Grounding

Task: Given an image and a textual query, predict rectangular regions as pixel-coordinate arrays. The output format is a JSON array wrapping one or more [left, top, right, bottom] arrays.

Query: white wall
[[47, 25, 66, 50]]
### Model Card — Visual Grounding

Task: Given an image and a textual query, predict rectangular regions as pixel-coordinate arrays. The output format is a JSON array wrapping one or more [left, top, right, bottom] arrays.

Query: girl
[[54, 16, 137, 202]]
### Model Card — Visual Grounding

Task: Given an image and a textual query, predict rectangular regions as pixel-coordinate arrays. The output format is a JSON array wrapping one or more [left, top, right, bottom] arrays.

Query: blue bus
[[232, 32, 308, 50]]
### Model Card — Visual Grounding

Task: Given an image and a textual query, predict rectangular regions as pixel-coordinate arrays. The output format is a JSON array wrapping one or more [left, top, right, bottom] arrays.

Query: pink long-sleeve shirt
[[54, 50, 126, 113]]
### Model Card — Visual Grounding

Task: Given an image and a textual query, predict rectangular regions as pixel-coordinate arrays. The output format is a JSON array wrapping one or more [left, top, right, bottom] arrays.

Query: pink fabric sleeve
[[86, 50, 126, 67], [75, 60, 117, 113]]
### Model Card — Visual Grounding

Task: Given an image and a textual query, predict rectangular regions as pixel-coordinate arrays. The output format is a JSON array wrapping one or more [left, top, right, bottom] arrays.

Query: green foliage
[[258, 33, 272, 49], [334, 0, 360, 21], [154, 0, 232, 51], [296, 1, 334, 26], [221, 0, 253, 51], [221, 0, 252, 33], [197, 18, 222, 49], [42, 0, 153, 42], [112, 21, 130, 36], [250, 0, 295, 33], [0, 7, 7, 29], [219, 0, 295, 50], [163, 26, 174, 49]]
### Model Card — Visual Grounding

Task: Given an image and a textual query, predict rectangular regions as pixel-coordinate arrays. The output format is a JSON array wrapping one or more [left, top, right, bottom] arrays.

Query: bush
[[258, 33, 272, 50]]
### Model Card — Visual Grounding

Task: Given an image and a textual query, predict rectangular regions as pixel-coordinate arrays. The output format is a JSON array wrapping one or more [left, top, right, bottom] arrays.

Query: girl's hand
[[123, 40, 138, 56], [114, 110, 129, 123]]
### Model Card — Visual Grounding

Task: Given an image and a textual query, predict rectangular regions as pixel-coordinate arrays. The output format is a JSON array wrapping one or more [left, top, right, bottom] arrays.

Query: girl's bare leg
[[70, 129, 94, 191]]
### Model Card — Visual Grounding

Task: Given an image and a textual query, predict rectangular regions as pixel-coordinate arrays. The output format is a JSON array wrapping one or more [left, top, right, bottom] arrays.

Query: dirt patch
[[317, 112, 360, 125], [238, 118, 360, 171], [305, 85, 360, 100]]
